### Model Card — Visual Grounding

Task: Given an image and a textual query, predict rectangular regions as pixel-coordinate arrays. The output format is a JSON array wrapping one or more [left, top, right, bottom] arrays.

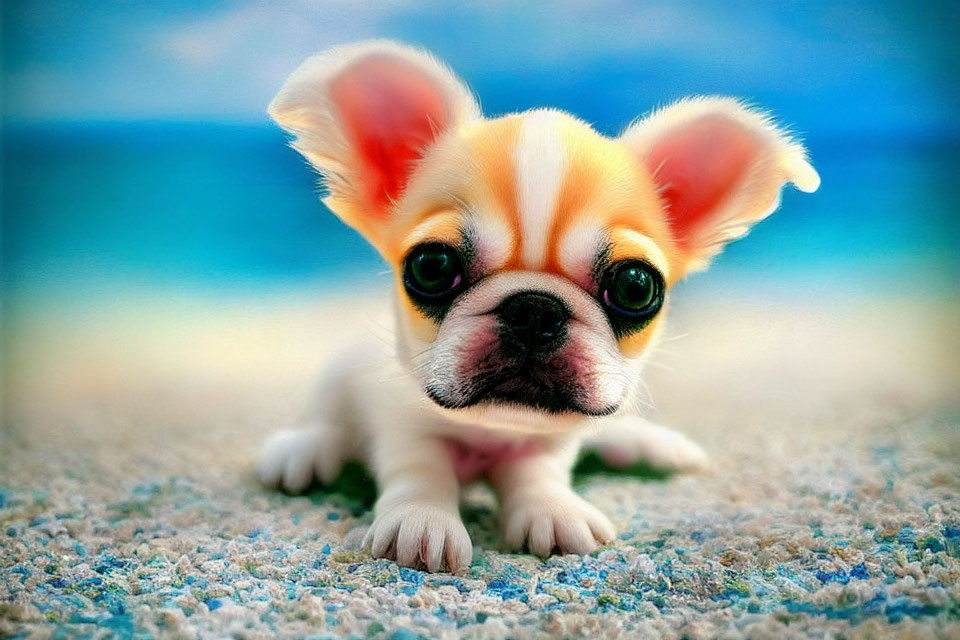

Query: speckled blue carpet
[[2, 294, 959, 638]]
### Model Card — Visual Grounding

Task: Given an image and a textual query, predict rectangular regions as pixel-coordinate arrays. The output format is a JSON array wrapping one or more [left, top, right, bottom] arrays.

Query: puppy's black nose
[[495, 292, 568, 352]]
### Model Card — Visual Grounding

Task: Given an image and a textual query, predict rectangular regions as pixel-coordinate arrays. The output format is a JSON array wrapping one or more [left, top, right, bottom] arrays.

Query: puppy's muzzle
[[495, 291, 569, 354]]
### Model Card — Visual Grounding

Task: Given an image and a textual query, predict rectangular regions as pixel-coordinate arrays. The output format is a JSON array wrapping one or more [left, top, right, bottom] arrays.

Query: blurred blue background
[[2, 0, 958, 305]]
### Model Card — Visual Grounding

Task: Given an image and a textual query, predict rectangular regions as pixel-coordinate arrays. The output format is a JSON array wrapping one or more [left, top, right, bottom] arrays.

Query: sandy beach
[[2, 286, 958, 638]]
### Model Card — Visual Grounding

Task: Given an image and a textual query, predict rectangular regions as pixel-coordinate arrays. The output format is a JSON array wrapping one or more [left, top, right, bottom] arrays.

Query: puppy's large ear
[[269, 40, 480, 251], [621, 97, 819, 275]]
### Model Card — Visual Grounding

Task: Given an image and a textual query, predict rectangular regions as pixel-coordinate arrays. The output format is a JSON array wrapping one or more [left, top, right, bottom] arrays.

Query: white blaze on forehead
[[515, 110, 566, 269], [468, 209, 514, 271], [557, 219, 606, 287]]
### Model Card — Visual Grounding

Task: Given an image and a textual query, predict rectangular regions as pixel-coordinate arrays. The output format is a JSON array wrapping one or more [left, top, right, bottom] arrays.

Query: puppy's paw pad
[[256, 428, 342, 493], [503, 491, 615, 557], [364, 503, 472, 573]]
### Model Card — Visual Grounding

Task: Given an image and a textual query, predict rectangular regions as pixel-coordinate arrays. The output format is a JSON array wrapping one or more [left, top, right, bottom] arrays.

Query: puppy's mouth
[[425, 358, 619, 417]]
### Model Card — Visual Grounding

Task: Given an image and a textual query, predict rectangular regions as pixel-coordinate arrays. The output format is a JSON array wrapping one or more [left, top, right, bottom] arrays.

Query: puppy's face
[[270, 41, 819, 430], [388, 113, 673, 424]]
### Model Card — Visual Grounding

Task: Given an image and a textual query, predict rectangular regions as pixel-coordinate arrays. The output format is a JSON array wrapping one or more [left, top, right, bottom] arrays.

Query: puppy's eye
[[403, 242, 466, 304], [599, 260, 664, 330]]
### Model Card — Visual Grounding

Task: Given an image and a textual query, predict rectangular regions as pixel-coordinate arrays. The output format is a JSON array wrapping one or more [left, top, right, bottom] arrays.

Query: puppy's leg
[[585, 416, 708, 472], [490, 442, 616, 557], [363, 437, 472, 573], [256, 367, 354, 493], [256, 423, 349, 493]]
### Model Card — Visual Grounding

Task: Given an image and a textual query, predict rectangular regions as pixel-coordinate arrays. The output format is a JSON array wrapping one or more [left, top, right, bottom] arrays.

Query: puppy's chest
[[442, 436, 540, 483]]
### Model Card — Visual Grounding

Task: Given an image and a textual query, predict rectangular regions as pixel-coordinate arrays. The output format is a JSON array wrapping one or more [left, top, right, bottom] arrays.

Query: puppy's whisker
[[408, 351, 435, 364], [632, 375, 656, 411], [656, 332, 690, 344], [406, 343, 437, 360], [642, 359, 677, 374], [648, 347, 681, 359], [627, 391, 655, 416]]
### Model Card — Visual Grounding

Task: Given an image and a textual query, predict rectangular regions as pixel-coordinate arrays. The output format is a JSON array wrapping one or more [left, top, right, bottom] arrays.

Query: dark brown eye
[[403, 242, 465, 303], [599, 260, 664, 332]]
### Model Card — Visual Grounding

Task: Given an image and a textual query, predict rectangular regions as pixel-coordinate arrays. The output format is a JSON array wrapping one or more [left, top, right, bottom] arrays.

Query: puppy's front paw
[[502, 490, 616, 557], [364, 503, 472, 573], [256, 427, 343, 493]]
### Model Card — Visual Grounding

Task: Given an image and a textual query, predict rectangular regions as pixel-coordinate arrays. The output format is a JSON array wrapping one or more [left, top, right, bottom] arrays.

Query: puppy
[[257, 40, 819, 572]]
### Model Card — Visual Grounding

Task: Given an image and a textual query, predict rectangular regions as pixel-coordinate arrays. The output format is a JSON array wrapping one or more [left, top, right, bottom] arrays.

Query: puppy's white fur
[[515, 110, 566, 269], [256, 335, 701, 571], [257, 40, 817, 572]]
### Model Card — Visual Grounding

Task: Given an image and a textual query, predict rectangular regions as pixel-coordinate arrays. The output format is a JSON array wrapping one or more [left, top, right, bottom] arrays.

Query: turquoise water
[[2, 122, 958, 301]]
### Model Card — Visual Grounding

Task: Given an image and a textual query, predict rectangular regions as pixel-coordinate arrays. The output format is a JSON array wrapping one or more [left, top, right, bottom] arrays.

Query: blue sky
[[2, 2, 957, 298], [3, 1, 958, 141]]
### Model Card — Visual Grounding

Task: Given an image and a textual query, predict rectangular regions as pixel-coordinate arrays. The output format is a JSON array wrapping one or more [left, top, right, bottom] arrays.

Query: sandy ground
[[2, 285, 959, 638]]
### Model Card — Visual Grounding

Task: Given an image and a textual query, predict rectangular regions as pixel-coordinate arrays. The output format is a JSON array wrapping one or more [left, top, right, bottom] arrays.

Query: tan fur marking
[[464, 116, 524, 268], [618, 313, 665, 357], [545, 156, 599, 275], [545, 117, 670, 281], [394, 271, 440, 342], [399, 210, 464, 257]]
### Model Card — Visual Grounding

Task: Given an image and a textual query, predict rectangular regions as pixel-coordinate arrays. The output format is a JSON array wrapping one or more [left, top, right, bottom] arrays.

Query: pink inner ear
[[648, 115, 759, 250], [330, 54, 449, 216]]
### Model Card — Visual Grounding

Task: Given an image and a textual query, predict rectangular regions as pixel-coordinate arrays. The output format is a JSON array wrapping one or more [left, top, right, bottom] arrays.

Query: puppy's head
[[270, 40, 819, 431]]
